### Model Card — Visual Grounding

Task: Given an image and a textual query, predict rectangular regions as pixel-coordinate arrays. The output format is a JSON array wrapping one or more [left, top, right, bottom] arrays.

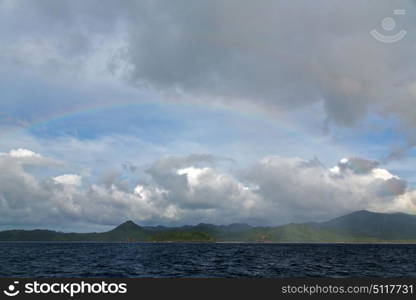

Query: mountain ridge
[[2, 210, 416, 243]]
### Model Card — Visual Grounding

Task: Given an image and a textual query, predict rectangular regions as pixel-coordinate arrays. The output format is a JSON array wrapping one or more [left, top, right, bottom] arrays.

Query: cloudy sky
[[1, 0, 416, 231]]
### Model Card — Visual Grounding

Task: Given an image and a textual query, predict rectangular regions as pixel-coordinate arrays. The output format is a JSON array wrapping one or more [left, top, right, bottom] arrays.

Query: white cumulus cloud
[[8, 148, 41, 158], [0, 150, 415, 228], [53, 174, 82, 186]]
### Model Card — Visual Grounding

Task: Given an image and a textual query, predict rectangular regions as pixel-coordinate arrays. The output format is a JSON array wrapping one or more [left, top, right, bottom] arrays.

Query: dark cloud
[[377, 178, 407, 197], [122, 0, 416, 131], [122, 162, 139, 173], [339, 157, 379, 174]]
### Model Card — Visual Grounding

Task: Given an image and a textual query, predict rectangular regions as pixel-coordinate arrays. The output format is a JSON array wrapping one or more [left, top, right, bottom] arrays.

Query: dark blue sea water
[[1, 242, 416, 278]]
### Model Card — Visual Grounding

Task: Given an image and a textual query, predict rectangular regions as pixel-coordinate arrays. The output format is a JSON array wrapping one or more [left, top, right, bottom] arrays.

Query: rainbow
[[1, 97, 303, 139]]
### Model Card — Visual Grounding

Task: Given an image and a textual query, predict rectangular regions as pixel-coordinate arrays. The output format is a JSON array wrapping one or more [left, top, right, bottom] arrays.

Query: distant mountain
[[316, 210, 416, 241], [112, 220, 142, 232], [105, 220, 149, 241], [0, 221, 150, 242], [2, 210, 416, 242]]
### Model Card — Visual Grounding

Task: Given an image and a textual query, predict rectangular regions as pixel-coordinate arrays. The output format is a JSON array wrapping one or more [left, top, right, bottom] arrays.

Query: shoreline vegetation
[[2, 210, 416, 243]]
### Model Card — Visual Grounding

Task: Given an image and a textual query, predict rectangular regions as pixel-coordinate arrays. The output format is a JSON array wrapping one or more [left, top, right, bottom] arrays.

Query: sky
[[1, 0, 416, 231]]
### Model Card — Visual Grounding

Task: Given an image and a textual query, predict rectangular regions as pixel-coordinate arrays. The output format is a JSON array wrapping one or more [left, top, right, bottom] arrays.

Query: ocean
[[1, 242, 416, 278]]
